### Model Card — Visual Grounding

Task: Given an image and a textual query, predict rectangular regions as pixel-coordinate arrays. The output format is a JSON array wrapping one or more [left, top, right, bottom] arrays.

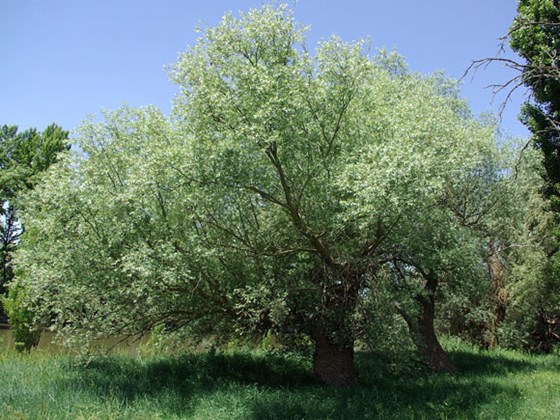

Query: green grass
[[1, 338, 559, 419]]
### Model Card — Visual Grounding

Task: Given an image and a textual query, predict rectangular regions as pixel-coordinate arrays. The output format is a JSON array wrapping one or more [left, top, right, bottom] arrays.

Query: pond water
[[1, 328, 57, 351], [0, 327, 149, 355]]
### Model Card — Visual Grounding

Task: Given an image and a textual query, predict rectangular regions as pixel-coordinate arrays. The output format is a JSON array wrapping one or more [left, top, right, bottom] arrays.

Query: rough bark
[[312, 332, 356, 386], [404, 274, 457, 373], [415, 293, 457, 373], [308, 265, 361, 387], [530, 310, 560, 353]]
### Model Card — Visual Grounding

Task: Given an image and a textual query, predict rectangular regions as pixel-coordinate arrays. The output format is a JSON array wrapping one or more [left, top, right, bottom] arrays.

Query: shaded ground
[[1, 339, 559, 419]]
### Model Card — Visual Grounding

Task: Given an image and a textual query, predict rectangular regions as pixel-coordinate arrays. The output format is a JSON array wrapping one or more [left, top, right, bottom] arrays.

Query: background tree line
[[1, 124, 70, 321], [465, 0, 560, 352]]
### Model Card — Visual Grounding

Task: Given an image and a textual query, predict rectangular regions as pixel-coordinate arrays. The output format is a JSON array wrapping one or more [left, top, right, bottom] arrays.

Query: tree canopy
[[509, 0, 560, 209], [1, 123, 70, 297], [13, 4, 515, 385], [506, 0, 560, 349], [461, 0, 560, 352]]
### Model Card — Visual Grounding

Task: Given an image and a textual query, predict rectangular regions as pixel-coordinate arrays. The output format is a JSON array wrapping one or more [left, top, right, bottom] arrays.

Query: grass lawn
[[0, 338, 559, 419]]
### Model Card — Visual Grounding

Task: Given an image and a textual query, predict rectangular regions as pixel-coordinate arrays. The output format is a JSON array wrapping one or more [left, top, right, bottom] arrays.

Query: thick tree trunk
[[414, 293, 457, 373], [308, 265, 361, 386], [312, 332, 356, 386], [404, 274, 457, 373]]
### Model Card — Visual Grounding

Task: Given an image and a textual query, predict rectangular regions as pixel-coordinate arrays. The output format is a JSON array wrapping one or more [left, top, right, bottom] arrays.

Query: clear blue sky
[[1, 1, 528, 138]]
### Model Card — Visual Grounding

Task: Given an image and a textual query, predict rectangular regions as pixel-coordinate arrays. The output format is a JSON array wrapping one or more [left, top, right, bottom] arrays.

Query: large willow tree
[[15, 4, 499, 385]]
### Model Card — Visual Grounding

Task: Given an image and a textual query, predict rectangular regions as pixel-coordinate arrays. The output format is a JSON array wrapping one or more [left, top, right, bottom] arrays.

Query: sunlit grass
[[1, 338, 559, 419]]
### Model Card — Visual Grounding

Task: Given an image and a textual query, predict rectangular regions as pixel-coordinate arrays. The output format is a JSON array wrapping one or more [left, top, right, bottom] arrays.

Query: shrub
[[1, 283, 40, 351]]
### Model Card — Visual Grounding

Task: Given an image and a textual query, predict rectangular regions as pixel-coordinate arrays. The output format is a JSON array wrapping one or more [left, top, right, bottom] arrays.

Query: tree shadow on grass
[[248, 351, 524, 419], [63, 351, 315, 417], [448, 350, 534, 376], [248, 379, 521, 420], [248, 352, 532, 419], [62, 350, 524, 419]]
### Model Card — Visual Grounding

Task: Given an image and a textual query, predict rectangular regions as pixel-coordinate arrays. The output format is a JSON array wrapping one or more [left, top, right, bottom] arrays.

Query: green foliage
[[170, 2, 500, 355], [504, 0, 560, 353], [0, 124, 70, 198], [509, 0, 560, 205], [13, 4, 506, 378], [0, 123, 69, 323], [489, 147, 560, 351], [358, 270, 421, 371], [0, 283, 40, 351], [0, 202, 18, 295]]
